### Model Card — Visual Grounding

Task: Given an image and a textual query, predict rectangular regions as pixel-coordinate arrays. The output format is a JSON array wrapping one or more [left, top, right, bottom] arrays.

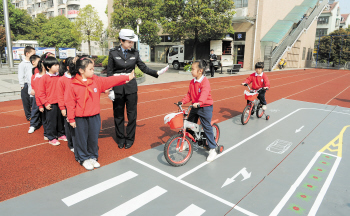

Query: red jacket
[[36, 72, 61, 108], [31, 73, 44, 108], [66, 74, 129, 123], [181, 76, 213, 107], [57, 74, 72, 111], [244, 72, 270, 90]]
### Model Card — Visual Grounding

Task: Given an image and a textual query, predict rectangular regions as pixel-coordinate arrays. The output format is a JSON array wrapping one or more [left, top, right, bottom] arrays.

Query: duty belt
[[113, 73, 130, 76]]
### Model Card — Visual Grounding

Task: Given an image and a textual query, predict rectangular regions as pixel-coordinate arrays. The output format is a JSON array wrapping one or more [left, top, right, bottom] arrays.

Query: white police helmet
[[119, 29, 138, 42]]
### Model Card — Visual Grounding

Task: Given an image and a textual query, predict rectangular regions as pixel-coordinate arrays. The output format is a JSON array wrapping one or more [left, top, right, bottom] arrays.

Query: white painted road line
[[129, 156, 258, 216], [176, 204, 206, 216], [269, 152, 322, 216], [308, 156, 342, 216], [177, 107, 350, 180], [101, 186, 167, 216], [62, 171, 138, 207]]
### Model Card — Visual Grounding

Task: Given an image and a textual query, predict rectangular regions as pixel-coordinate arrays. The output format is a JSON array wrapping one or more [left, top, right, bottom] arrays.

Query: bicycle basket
[[164, 112, 184, 129], [244, 90, 258, 101]]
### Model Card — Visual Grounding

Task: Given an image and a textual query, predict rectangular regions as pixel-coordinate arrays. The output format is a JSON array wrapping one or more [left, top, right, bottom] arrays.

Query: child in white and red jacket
[[57, 57, 75, 152], [65, 57, 134, 171], [36, 56, 66, 146], [242, 62, 270, 110], [178, 60, 217, 162]]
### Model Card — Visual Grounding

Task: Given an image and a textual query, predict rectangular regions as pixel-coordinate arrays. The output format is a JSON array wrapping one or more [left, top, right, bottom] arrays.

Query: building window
[[317, 17, 329, 24], [58, 8, 66, 16], [337, 7, 340, 16], [234, 0, 248, 8], [335, 18, 340, 27], [302, 47, 306, 60], [316, 29, 327, 37]]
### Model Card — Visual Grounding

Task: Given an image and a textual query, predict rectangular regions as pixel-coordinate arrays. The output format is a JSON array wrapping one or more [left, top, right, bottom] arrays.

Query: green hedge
[[102, 57, 108, 68], [95, 55, 107, 64]]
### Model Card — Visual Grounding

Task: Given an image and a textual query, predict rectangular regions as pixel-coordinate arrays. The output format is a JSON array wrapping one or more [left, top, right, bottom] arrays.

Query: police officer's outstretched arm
[[136, 53, 159, 78]]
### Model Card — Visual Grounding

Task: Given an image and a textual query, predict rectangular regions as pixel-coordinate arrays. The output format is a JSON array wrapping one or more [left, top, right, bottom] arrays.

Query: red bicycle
[[163, 103, 224, 167], [241, 84, 270, 125]]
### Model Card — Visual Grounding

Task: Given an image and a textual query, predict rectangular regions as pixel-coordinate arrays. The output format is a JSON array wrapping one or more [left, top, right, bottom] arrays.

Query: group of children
[[18, 45, 270, 170], [18, 46, 134, 171]]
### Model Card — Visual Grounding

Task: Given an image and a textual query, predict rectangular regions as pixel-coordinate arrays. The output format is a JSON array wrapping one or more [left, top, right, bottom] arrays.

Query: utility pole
[[3, 0, 14, 68]]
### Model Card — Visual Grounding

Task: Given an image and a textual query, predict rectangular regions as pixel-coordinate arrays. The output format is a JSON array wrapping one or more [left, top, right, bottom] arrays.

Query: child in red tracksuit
[[36, 56, 66, 146], [179, 60, 217, 162], [65, 57, 134, 171], [242, 62, 270, 110], [57, 57, 75, 152]]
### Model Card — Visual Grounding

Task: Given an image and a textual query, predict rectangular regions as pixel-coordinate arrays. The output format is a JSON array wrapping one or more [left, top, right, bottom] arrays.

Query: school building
[[107, 0, 327, 70]]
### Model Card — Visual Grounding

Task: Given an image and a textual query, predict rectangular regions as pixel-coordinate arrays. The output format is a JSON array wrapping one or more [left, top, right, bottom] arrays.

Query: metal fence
[[314, 34, 350, 70]]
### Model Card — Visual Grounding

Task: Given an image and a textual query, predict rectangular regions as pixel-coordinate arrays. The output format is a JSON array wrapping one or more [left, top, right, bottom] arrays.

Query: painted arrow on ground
[[221, 167, 252, 188], [295, 126, 305, 133]]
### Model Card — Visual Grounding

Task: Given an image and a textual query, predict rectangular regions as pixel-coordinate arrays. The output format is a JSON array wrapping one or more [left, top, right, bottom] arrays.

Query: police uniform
[[107, 46, 159, 149], [209, 53, 217, 77]]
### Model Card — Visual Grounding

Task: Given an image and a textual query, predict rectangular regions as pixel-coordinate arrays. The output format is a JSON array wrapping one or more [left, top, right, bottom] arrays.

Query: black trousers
[[21, 83, 32, 120], [72, 114, 100, 164], [113, 92, 137, 145], [210, 66, 215, 77], [45, 103, 65, 141], [64, 116, 74, 150]]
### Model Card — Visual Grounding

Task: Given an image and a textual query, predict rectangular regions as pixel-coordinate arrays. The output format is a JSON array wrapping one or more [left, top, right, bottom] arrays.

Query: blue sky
[[338, 0, 350, 14]]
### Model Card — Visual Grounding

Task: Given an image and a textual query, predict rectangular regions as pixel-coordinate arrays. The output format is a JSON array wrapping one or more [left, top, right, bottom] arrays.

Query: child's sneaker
[[49, 139, 60, 146], [207, 148, 217, 162], [28, 127, 35, 134], [58, 135, 67, 141], [70, 148, 74, 153], [44, 136, 49, 140], [262, 105, 267, 110], [90, 158, 101, 168], [82, 160, 94, 171]]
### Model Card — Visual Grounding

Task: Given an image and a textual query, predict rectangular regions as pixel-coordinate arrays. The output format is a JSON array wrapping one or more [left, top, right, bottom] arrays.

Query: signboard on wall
[[139, 43, 150, 63], [35, 47, 56, 57], [59, 48, 76, 59], [5, 47, 24, 60]]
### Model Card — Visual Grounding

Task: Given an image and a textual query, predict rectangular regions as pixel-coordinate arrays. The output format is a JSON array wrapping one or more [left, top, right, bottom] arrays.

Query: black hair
[[24, 46, 35, 56], [118, 37, 126, 43], [29, 55, 40, 75], [59, 57, 74, 76], [210, 49, 214, 51], [43, 56, 59, 72], [70, 57, 94, 77], [192, 60, 207, 71], [255, 62, 264, 69]]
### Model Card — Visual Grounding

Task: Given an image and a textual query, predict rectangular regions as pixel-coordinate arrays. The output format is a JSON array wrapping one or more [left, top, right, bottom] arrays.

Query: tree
[[0, 26, 14, 54], [0, 0, 36, 40], [110, 0, 162, 47], [316, 28, 350, 65], [39, 16, 81, 50], [160, 0, 236, 59], [32, 13, 49, 40], [75, 4, 103, 55]]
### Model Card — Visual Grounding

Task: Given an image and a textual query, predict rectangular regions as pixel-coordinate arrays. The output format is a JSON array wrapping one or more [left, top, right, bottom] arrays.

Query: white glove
[[108, 90, 115, 101], [157, 65, 169, 76]]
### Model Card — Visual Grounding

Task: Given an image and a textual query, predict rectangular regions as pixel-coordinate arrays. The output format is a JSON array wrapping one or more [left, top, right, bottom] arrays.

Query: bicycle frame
[[175, 104, 218, 152]]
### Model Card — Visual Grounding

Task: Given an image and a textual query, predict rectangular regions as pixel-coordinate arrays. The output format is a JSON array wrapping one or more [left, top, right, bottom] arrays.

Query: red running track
[[1, 69, 350, 202]]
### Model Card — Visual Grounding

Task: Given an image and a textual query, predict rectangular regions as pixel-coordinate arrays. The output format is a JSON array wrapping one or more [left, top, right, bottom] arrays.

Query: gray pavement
[[0, 99, 349, 215]]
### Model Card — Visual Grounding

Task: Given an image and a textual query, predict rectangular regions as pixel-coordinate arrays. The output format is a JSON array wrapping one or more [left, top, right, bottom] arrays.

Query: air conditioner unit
[[234, 8, 248, 17]]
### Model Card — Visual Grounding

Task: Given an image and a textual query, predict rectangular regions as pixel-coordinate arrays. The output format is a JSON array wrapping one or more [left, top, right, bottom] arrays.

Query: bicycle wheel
[[212, 123, 220, 143], [164, 134, 193, 167], [256, 106, 264, 118], [241, 105, 252, 125]]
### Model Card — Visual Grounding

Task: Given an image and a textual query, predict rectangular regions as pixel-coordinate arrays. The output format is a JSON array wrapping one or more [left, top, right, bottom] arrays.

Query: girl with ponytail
[[65, 57, 135, 171]]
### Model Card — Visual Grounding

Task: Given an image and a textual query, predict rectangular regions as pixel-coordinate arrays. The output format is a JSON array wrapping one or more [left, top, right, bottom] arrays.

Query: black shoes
[[118, 143, 124, 149], [125, 143, 133, 149]]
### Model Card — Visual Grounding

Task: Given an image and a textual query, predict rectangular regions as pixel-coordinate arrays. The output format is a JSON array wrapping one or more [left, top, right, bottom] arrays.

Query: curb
[[0, 91, 21, 97], [136, 76, 146, 84]]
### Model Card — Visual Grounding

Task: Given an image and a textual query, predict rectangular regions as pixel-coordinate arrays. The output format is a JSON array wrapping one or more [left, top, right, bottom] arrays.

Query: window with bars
[[234, 0, 248, 8], [316, 29, 328, 37], [317, 17, 329, 24]]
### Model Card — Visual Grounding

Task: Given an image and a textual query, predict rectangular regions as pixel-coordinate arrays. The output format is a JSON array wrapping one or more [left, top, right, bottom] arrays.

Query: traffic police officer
[[107, 29, 168, 149], [209, 49, 217, 77]]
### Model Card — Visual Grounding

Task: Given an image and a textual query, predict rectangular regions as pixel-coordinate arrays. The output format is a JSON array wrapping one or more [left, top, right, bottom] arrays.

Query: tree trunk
[[192, 29, 199, 61], [88, 39, 91, 56]]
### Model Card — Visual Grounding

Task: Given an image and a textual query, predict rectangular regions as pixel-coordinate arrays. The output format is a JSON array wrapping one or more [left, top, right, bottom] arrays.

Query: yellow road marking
[[318, 125, 350, 157]]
